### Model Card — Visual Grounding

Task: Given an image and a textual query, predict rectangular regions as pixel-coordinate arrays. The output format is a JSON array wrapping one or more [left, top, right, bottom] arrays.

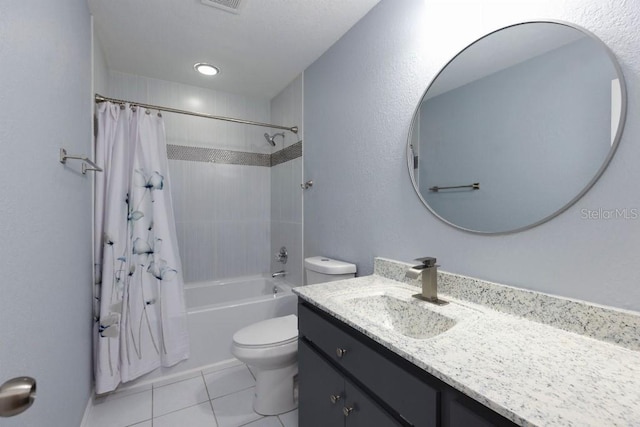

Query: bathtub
[[124, 275, 297, 387]]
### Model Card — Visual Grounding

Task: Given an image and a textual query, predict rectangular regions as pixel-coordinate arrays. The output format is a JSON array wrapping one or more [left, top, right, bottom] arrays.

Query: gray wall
[[0, 0, 93, 425], [304, 0, 640, 311], [93, 28, 109, 96], [270, 75, 304, 285], [419, 38, 616, 232]]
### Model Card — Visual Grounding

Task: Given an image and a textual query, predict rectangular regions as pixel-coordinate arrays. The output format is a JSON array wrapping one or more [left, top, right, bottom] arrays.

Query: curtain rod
[[95, 94, 298, 134]]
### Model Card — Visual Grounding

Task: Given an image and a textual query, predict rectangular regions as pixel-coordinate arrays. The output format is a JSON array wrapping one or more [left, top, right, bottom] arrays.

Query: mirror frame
[[407, 20, 628, 235]]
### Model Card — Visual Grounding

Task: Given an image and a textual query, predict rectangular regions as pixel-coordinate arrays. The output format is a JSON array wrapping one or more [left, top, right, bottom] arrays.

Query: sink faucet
[[272, 270, 286, 278], [406, 257, 448, 305]]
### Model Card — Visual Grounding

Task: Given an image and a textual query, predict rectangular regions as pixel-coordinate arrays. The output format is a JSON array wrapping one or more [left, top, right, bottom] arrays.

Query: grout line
[[151, 371, 203, 391], [125, 420, 153, 427], [246, 364, 257, 381], [201, 370, 212, 401], [152, 400, 210, 423], [202, 370, 221, 427], [203, 362, 251, 379], [98, 384, 153, 401], [208, 398, 219, 427], [145, 365, 266, 425], [237, 415, 265, 427], [151, 373, 211, 420], [210, 384, 256, 401]]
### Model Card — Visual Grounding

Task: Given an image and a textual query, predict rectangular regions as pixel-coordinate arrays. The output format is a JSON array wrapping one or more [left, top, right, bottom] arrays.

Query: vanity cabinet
[[299, 340, 400, 426], [298, 301, 518, 427]]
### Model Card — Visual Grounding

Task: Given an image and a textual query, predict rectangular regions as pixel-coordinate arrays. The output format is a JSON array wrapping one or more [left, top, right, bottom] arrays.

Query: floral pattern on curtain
[[94, 102, 189, 394]]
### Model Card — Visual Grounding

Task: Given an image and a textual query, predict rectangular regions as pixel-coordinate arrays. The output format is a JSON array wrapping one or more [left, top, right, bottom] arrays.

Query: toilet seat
[[234, 336, 297, 349], [233, 314, 298, 348]]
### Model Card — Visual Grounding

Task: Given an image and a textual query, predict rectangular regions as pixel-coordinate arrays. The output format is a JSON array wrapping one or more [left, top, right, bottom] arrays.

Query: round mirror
[[408, 21, 627, 234]]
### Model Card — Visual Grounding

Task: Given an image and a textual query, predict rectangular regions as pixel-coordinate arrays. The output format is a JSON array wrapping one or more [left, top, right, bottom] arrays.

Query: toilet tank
[[304, 256, 356, 285]]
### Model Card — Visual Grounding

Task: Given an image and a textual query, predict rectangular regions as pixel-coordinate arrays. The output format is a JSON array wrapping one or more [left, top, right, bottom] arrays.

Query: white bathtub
[[123, 275, 297, 387]]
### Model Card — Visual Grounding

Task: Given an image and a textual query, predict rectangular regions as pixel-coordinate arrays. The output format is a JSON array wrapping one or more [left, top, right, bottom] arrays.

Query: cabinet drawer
[[344, 378, 401, 427], [299, 340, 345, 427], [299, 303, 439, 427], [299, 340, 401, 427]]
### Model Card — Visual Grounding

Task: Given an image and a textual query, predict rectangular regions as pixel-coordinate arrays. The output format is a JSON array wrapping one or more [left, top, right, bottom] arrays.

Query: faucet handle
[[414, 257, 437, 268]]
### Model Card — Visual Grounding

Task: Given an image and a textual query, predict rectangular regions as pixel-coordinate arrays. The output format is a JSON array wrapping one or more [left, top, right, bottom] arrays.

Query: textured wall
[[0, 0, 93, 425], [304, 0, 640, 311], [93, 25, 109, 96], [270, 75, 304, 285]]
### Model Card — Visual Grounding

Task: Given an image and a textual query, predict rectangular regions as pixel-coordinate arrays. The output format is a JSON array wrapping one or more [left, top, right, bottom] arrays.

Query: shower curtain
[[93, 102, 189, 394]]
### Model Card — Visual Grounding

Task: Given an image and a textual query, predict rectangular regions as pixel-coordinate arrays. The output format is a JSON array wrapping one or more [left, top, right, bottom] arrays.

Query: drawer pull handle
[[330, 394, 341, 404], [336, 348, 347, 358], [343, 406, 354, 417]]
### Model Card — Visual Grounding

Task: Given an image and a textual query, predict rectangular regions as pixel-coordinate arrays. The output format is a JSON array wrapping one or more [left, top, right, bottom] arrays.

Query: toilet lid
[[233, 314, 298, 347]]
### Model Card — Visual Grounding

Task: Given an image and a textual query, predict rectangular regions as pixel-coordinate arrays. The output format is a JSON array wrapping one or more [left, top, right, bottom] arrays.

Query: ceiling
[[89, 0, 381, 99]]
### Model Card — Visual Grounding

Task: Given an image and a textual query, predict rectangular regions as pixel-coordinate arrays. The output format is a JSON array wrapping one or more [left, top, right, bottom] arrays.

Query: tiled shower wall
[[170, 161, 271, 282], [107, 71, 272, 282], [270, 75, 304, 285]]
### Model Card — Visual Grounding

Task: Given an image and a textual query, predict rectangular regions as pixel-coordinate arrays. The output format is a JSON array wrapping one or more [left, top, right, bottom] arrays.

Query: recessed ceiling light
[[194, 63, 220, 76]]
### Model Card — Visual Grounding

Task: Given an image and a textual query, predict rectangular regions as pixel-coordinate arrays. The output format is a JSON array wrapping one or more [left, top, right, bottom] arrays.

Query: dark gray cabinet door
[[343, 380, 401, 427], [444, 395, 516, 427], [299, 340, 345, 427]]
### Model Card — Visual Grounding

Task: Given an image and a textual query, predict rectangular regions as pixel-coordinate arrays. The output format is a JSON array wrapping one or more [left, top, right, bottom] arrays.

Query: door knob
[[0, 377, 36, 417]]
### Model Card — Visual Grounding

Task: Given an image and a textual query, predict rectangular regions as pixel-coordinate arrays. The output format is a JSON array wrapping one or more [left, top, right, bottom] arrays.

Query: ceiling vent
[[200, 0, 244, 14]]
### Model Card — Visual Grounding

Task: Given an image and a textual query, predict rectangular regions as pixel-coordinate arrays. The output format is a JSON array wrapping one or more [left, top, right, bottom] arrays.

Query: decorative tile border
[[167, 144, 270, 166], [166, 141, 302, 167], [271, 141, 302, 167], [374, 257, 640, 351]]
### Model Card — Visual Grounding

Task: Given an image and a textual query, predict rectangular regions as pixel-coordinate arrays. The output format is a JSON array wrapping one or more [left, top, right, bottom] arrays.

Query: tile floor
[[87, 364, 298, 427]]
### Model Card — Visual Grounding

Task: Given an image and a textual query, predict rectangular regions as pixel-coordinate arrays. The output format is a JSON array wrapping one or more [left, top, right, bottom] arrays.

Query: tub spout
[[272, 270, 286, 278]]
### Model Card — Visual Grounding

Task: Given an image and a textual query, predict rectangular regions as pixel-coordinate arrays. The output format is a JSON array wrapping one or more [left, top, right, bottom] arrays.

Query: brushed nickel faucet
[[272, 270, 287, 278], [406, 257, 448, 305]]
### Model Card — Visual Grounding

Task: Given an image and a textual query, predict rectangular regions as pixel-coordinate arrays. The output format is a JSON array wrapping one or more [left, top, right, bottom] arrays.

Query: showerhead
[[263, 132, 285, 147], [263, 133, 276, 147]]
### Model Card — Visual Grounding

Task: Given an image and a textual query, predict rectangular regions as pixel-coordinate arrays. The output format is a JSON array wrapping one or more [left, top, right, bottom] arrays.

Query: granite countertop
[[293, 271, 640, 427]]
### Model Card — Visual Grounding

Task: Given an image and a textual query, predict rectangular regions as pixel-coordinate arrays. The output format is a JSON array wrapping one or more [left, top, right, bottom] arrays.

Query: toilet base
[[252, 362, 298, 415]]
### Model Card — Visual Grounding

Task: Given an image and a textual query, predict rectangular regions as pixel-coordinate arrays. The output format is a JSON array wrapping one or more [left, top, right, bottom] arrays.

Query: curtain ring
[[145, 109, 151, 115], [119, 103, 125, 110], [157, 111, 162, 118], [131, 105, 137, 112]]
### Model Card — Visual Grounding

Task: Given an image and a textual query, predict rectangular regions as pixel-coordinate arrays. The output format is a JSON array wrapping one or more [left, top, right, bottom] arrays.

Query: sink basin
[[336, 293, 457, 339]]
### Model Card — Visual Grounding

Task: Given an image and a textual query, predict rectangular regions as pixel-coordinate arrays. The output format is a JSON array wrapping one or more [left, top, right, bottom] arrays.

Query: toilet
[[231, 256, 356, 415], [304, 256, 357, 285]]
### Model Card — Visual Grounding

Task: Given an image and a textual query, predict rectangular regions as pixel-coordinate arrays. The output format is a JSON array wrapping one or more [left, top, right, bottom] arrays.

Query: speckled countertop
[[293, 265, 640, 427]]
